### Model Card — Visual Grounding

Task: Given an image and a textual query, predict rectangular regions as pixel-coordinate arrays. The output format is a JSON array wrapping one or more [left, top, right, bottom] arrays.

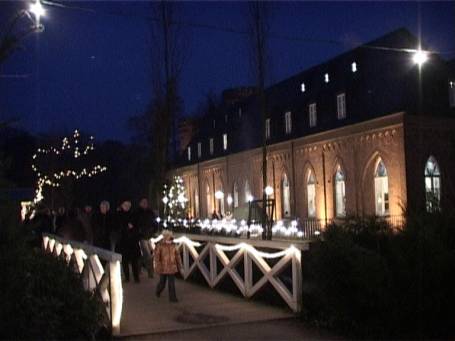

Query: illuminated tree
[[162, 175, 188, 222], [32, 129, 107, 205]]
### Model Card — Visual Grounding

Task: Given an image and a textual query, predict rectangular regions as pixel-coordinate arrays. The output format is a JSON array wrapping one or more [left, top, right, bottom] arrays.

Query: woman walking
[[154, 230, 182, 302]]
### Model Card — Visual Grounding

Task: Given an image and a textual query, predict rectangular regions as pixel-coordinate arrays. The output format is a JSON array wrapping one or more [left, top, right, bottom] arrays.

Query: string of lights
[[32, 129, 107, 203]]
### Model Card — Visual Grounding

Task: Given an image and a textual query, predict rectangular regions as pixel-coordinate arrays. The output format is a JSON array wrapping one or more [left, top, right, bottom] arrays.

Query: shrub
[[0, 206, 105, 340], [302, 214, 455, 339]]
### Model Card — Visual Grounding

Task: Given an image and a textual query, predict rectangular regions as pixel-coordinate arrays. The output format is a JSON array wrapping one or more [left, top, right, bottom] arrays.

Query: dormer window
[[265, 118, 271, 139], [449, 80, 455, 108], [351, 62, 357, 73], [213, 119, 216, 128], [337, 93, 346, 119], [285, 111, 292, 134], [187, 146, 191, 161], [209, 138, 214, 155], [324, 73, 330, 83], [301, 82, 306, 92], [238, 107, 242, 118], [197, 142, 202, 158]]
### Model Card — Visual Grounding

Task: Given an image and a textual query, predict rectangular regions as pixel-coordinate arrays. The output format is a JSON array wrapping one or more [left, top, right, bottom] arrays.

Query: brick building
[[170, 28, 455, 227]]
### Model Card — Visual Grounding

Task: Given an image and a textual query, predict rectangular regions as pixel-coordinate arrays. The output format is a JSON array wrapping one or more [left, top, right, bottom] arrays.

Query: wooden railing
[[149, 234, 307, 312], [42, 234, 123, 336]]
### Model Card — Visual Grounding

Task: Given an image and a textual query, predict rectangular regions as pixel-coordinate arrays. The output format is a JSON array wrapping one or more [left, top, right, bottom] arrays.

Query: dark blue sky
[[1, 1, 454, 142]]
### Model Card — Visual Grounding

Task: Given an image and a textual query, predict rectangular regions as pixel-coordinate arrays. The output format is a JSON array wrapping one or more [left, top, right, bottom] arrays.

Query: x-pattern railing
[[150, 234, 306, 312], [42, 234, 123, 336]]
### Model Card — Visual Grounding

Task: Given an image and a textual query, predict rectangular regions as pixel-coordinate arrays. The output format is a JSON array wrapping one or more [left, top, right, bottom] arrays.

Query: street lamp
[[412, 49, 428, 67], [29, 0, 45, 25], [264, 186, 273, 197]]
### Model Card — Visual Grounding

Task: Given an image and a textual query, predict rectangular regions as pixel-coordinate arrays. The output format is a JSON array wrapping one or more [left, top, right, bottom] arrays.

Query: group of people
[[27, 197, 183, 302]]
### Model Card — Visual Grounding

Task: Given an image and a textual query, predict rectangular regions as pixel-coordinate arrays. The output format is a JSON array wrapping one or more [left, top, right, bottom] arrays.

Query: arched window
[[334, 165, 346, 217], [244, 180, 252, 203], [206, 184, 212, 216], [193, 188, 199, 217], [374, 159, 389, 216], [307, 170, 316, 218], [233, 182, 239, 208], [425, 156, 441, 211], [282, 173, 291, 217]]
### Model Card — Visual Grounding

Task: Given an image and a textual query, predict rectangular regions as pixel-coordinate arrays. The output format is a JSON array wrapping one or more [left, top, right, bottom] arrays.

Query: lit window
[[244, 180, 251, 203], [265, 118, 271, 139], [223, 133, 228, 150], [307, 170, 316, 218], [285, 111, 292, 134], [351, 62, 357, 73], [233, 182, 239, 208], [301, 82, 306, 92], [282, 174, 291, 217], [309, 103, 317, 127], [324, 73, 329, 83], [449, 81, 455, 108], [197, 142, 202, 158], [209, 138, 214, 155], [374, 159, 389, 216], [334, 165, 346, 217], [187, 146, 191, 161], [337, 93, 346, 120], [425, 156, 441, 211]]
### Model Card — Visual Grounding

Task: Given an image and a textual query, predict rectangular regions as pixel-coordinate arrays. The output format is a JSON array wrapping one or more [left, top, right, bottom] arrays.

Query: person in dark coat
[[91, 201, 113, 250], [117, 200, 141, 283], [134, 198, 157, 278]]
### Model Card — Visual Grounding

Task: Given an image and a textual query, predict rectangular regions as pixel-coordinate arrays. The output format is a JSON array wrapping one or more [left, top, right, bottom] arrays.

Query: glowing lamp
[[412, 50, 428, 66], [215, 191, 224, 199], [264, 186, 273, 196], [227, 195, 233, 205], [29, 0, 45, 23]]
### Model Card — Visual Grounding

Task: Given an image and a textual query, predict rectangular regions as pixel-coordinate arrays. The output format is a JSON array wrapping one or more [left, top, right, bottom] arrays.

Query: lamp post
[[0, 1, 45, 65]]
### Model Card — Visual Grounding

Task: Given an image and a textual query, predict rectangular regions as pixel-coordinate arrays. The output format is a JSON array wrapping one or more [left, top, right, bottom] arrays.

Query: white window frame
[[334, 166, 346, 217], [449, 81, 455, 108], [285, 111, 292, 135], [209, 138, 214, 155], [265, 118, 271, 139], [309, 103, 317, 127], [425, 156, 441, 212], [282, 174, 291, 217], [374, 160, 389, 216], [337, 93, 346, 120], [223, 133, 228, 151], [307, 171, 316, 218], [197, 142, 202, 158], [187, 146, 191, 161]]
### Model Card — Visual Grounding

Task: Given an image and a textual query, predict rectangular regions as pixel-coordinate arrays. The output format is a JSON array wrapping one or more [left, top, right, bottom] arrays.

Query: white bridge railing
[[42, 234, 123, 336], [150, 234, 307, 312]]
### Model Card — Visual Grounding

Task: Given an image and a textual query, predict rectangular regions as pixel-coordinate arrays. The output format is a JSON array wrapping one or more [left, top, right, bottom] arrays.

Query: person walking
[[117, 200, 141, 283], [134, 198, 157, 278], [154, 230, 182, 302], [91, 201, 113, 250]]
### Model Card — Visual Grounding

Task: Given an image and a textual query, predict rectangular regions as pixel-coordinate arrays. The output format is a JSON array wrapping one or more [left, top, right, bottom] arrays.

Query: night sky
[[1, 1, 454, 142]]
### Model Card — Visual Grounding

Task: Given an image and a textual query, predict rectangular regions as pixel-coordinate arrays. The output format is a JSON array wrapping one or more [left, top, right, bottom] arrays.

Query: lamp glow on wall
[[227, 195, 233, 206], [247, 194, 254, 202]]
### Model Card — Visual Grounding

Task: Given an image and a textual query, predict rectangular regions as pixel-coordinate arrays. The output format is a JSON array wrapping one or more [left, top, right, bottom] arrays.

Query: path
[[119, 276, 293, 338]]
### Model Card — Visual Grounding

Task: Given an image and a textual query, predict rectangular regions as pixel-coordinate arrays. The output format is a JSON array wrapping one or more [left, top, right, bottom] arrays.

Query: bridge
[[42, 233, 311, 338]]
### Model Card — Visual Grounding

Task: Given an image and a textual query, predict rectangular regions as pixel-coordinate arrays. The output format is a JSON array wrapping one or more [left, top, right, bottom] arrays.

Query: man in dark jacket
[[134, 198, 157, 278], [117, 200, 141, 283], [91, 201, 113, 250]]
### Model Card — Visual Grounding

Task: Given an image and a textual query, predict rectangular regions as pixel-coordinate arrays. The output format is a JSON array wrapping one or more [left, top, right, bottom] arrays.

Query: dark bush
[[0, 204, 105, 340], [303, 214, 455, 339]]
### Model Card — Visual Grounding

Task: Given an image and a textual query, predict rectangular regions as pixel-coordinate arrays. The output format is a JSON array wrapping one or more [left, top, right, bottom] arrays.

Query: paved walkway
[[119, 276, 293, 338]]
